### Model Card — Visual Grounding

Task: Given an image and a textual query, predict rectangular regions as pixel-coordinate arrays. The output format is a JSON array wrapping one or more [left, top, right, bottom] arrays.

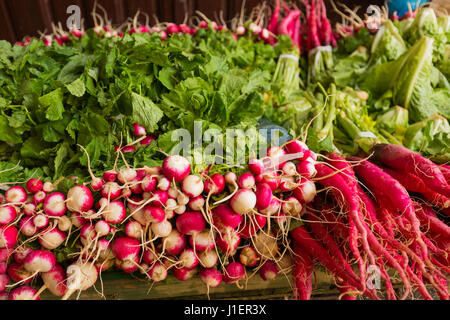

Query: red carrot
[[292, 241, 313, 300], [414, 204, 450, 238], [381, 167, 450, 211], [267, 0, 280, 34], [372, 144, 450, 198]]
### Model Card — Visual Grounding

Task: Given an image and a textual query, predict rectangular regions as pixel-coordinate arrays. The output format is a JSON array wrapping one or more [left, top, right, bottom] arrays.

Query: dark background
[[0, 0, 385, 43]]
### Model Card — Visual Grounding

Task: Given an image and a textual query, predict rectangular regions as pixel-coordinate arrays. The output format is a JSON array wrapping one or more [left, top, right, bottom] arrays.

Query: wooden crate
[[40, 269, 339, 300]]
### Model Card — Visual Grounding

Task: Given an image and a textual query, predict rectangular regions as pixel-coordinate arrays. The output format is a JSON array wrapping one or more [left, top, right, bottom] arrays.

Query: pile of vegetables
[[0, 1, 449, 300]]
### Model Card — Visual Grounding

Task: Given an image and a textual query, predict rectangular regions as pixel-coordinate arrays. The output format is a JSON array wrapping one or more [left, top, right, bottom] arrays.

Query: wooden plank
[[49, 0, 85, 31], [37, 0, 54, 33], [174, 0, 194, 25], [193, 0, 226, 23], [82, 0, 127, 29], [5, 0, 49, 40], [0, 0, 15, 42], [40, 269, 335, 300], [124, 0, 159, 26]]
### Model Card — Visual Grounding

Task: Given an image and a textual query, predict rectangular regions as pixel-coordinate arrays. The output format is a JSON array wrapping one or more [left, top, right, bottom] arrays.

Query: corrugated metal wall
[[0, 0, 384, 42]]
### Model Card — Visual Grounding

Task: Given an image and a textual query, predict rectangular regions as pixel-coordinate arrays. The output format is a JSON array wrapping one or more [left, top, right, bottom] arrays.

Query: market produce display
[[0, 0, 449, 300]]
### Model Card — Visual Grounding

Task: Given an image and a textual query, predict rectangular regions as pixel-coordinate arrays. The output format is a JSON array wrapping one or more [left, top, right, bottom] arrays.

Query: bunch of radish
[[290, 144, 450, 300]]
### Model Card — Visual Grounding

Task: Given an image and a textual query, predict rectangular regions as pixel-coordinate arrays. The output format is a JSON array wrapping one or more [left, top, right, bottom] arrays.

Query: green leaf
[[39, 88, 64, 121], [0, 115, 22, 144], [66, 78, 86, 97], [131, 92, 164, 132], [54, 143, 69, 178]]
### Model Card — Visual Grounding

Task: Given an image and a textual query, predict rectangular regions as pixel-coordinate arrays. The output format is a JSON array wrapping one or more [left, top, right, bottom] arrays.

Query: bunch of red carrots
[[291, 144, 449, 300], [267, 0, 337, 54]]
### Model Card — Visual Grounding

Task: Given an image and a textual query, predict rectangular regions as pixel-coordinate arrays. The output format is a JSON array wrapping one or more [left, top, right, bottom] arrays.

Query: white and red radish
[[178, 248, 199, 269], [293, 179, 316, 204], [38, 228, 67, 250], [23, 250, 56, 281], [204, 173, 225, 195], [43, 192, 67, 217], [296, 160, 317, 178], [188, 229, 215, 252], [0, 225, 18, 249], [9, 285, 40, 300], [259, 261, 278, 281], [200, 268, 222, 288], [230, 189, 256, 215], [176, 211, 206, 236], [102, 200, 126, 224], [282, 197, 303, 216], [162, 155, 191, 182], [26, 179, 43, 194], [33, 191, 46, 205], [223, 262, 246, 284], [101, 182, 122, 199], [255, 183, 273, 211], [57, 216, 72, 232], [284, 140, 308, 156], [0, 274, 9, 292], [0, 205, 17, 225], [151, 219, 173, 238], [212, 204, 243, 232], [248, 158, 265, 175], [32, 214, 49, 229], [198, 250, 218, 268], [133, 123, 146, 136], [103, 170, 118, 182], [157, 177, 170, 191], [282, 162, 297, 176], [148, 261, 168, 282], [42, 181, 54, 193], [66, 185, 94, 213], [23, 203, 36, 216], [117, 168, 137, 184], [260, 198, 281, 216], [7, 262, 35, 284], [143, 205, 165, 223], [260, 171, 281, 191], [125, 221, 143, 239], [182, 175, 204, 198], [111, 237, 140, 261], [5, 186, 27, 204], [188, 196, 205, 211], [70, 212, 86, 228], [216, 229, 241, 255], [173, 266, 197, 281], [162, 230, 187, 255], [40, 264, 67, 297]]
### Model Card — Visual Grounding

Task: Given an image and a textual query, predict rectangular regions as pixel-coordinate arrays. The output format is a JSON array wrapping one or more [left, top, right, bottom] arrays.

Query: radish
[[280, 176, 297, 192], [5, 186, 27, 204], [260, 171, 281, 191], [149, 261, 168, 282], [112, 237, 140, 261], [62, 262, 98, 300], [296, 160, 317, 178], [168, 187, 178, 199], [142, 249, 156, 265], [9, 285, 40, 300], [133, 123, 146, 136], [57, 216, 71, 232], [26, 179, 43, 194], [239, 246, 260, 267], [162, 155, 191, 182], [282, 197, 303, 216], [66, 185, 94, 213], [282, 162, 297, 176], [0, 248, 9, 262], [156, 177, 170, 192], [260, 198, 281, 216], [0, 262, 6, 274], [101, 182, 121, 200], [212, 204, 243, 232], [143, 205, 165, 223], [198, 250, 218, 268], [0, 225, 18, 248], [141, 136, 155, 147], [125, 221, 143, 239], [0, 194, 4, 204], [42, 181, 54, 193], [141, 175, 157, 193], [0, 274, 8, 292], [103, 170, 118, 182], [33, 191, 46, 205], [253, 231, 278, 259], [260, 261, 278, 281], [149, 190, 168, 207], [7, 262, 34, 283], [0, 205, 17, 225], [216, 229, 241, 255], [188, 195, 205, 211], [267, 146, 288, 169], [70, 212, 86, 228], [204, 173, 225, 195], [176, 211, 206, 235], [173, 266, 197, 281], [224, 172, 237, 186], [117, 168, 137, 184], [129, 181, 143, 194], [151, 219, 172, 238], [236, 26, 246, 35], [248, 158, 264, 175], [39, 264, 67, 297], [38, 228, 66, 250], [223, 262, 245, 284], [179, 248, 199, 269], [182, 175, 204, 198], [23, 203, 36, 216], [43, 192, 67, 217], [116, 254, 140, 273], [19, 217, 37, 237], [33, 214, 49, 229], [189, 229, 215, 252], [23, 250, 56, 279], [174, 205, 186, 215], [162, 230, 186, 255], [200, 268, 222, 290], [284, 140, 308, 156], [293, 179, 316, 203], [237, 173, 256, 189], [230, 189, 256, 215], [102, 200, 126, 224]]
